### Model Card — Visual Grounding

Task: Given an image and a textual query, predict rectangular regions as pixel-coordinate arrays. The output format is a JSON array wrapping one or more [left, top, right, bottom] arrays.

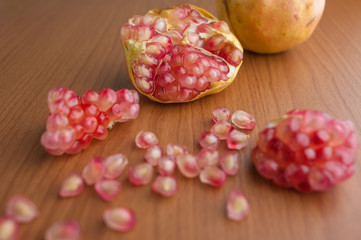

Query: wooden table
[[1, 0, 361, 239]]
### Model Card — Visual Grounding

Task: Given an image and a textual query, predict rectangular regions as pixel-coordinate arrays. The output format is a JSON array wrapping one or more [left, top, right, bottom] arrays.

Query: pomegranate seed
[[166, 143, 189, 156], [211, 120, 233, 140], [198, 131, 220, 150], [227, 190, 250, 221], [103, 207, 136, 232], [95, 180, 121, 202], [196, 149, 219, 168], [128, 163, 153, 185], [231, 110, 256, 130], [253, 109, 359, 191], [158, 155, 176, 176], [212, 107, 230, 122], [204, 34, 226, 51], [144, 144, 163, 166], [82, 157, 105, 185], [135, 130, 158, 149], [45, 221, 80, 240], [213, 21, 230, 33], [226, 129, 250, 150], [199, 166, 226, 187], [220, 151, 239, 176], [152, 176, 178, 197], [59, 173, 84, 198], [176, 154, 200, 178], [6, 195, 38, 223], [0, 216, 18, 240], [104, 154, 128, 179]]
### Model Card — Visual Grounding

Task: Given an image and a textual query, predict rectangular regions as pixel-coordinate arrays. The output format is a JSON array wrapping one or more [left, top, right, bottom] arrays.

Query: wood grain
[[1, 0, 361, 239]]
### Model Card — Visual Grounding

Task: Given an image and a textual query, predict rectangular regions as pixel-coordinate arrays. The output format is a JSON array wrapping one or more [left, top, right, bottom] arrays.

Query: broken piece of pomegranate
[[252, 109, 359, 192], [120, 4, 243, 103], [41, 87, 140, 155]]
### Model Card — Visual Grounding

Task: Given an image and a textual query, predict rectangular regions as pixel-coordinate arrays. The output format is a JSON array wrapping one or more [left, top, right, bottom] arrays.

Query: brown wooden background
[[1, 0, 361, 239]]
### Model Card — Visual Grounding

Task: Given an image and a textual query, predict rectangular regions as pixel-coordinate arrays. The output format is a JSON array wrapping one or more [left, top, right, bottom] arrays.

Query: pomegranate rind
[[121, 4, 243, 103]]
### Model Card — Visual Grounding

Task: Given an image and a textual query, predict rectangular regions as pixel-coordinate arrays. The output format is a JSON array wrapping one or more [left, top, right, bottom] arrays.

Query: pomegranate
[[120, 4, 243, 103], [41, 87, 140, 155], [216, 0, 325, 53], [252, 109, 358, 192]]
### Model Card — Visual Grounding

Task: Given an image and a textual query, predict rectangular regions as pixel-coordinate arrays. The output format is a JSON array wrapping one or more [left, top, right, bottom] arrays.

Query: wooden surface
[[1, 0, 361, 239]]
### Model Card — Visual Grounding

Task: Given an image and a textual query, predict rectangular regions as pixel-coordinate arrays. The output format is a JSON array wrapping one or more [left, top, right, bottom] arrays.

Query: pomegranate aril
[[226, 129, 250, 150], [104, 154, 128, 179], [158, 155, 176, 176], [59, 173, 84, 198], [212, 107, 230, 122], [308, 167, 334, 191], [47, 114, 69, 131], [199, 166, 226, 187], [45, 221, 80, 240], [227, 190, 250, 221], [153, 17, 167, 32], [128, 163, 153, 186], [93, 125, 108, 140], [82, 90, 99, 105], [103, 207, 136, 232], [151, 35, 173, 52], [231, 110, 256, 130], [145, 144, 163, 166], [146, 42, 166, 58], [176, 154, 200, 178], [220, 151, 239, 176], [135, 130, 159, 149], [6, 195, 38, 223], [213, 21, 230, 33], [166, 143, 189, 157], [97, 88, 117, 112], [204, 68, 221, 83], [198, 131, 220, 150], [158, 73, 176, 87], [95, 180, 121, 202], [197, 149, 219, 168], [211, 120, 233, 140], [252, 147, 279, 179], [82, 157, 105, 185], [152, 176, 178, 197], [179, 75, 197, 89], [204, 34, 226, 51], [0, 216, 18, 240], [220, 44, 243, 66]]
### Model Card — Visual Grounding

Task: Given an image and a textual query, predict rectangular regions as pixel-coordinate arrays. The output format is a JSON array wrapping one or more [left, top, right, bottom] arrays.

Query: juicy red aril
[[95, 180, 121, 202], [0, 216, 18, 240], [59, 173, 84, 198], [199, 166, 226, 187], [220, 151, 239, 176], [199, 131, 220, 150], [227, 190, 250, 221], [196, 149, 219, 168], [45, 221, 80, 240], [41, 87, 140, 155], [121, 5, 243, 102], [152, 176, 178, 197], [6, 195, 39, 223], [211, 120, 233, 140], [135, 130, 159, 149], [176, 154, 200, 178], [104, 154, 128, 179], [103, 207, 136, 232], [226, 129, 250, 150], [128, 163, 153, 185], [82, 157, 105, 185], [212, 107, 230, 123], [144, 144, 163, 166], [231, 110, 256, 130], [158, 155, 176, 176], [166, 143, 189, 157], [253, 109, 358, 192]]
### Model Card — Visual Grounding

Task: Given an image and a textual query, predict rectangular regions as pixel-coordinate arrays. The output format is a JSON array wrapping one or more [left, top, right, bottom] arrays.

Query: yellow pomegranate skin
[[216, 0, 325, 54]]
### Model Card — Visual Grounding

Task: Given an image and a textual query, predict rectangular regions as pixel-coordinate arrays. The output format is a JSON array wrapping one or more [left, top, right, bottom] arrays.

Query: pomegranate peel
[[120, 4, 243, 103]]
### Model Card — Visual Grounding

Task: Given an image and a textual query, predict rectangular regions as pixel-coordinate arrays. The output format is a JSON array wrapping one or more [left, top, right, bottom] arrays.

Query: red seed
[[198, 131, 220, 150], [176, 154, 200, 178], [227, 190, 250, 221], [6, 195, 39, 223], [212, 107, 230, 122], [152, 176, 178, 197], [0, 216, 18, 240], [135, 131, 159, 149], [196, 149, 219, 168], [45, 221, 80, 240], [95, 180, 121, 202], [59, 173, 84, 198], [211, 120, 233, 140], [145, 144, 163, 166], [231, 110, 256, 130], [226, 129, 250, 150], [103, 207, 136, 232], [220, 151, 239, 176], [199, 166, 226, 187], [166, 143, 189, 157], [158, 155, 176, 176], [82, 157, 105, 185], [128, 163, 153, 185], [104, 154, 129, 179]]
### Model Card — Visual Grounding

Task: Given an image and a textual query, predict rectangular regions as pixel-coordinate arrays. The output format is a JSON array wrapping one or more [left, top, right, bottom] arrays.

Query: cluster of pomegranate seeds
[[45, 221, 80, 240], [120, 4, 243, 102], [0, 195, 38, 240], [227, 190, 250, 221], [103, 207, 136, 232], [41, 87, 140, 155], [252, 109, 358, 192]]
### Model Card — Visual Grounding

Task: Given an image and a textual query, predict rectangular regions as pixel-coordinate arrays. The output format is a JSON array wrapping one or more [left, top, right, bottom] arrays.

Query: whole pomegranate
[[252, 110, 358, 192], [120, 4, 243, 103], [216, 0, 325, 53]]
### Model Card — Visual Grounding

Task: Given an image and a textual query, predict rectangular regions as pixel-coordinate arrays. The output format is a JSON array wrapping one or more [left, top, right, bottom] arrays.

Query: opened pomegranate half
[[120, 4, 243, 103]]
